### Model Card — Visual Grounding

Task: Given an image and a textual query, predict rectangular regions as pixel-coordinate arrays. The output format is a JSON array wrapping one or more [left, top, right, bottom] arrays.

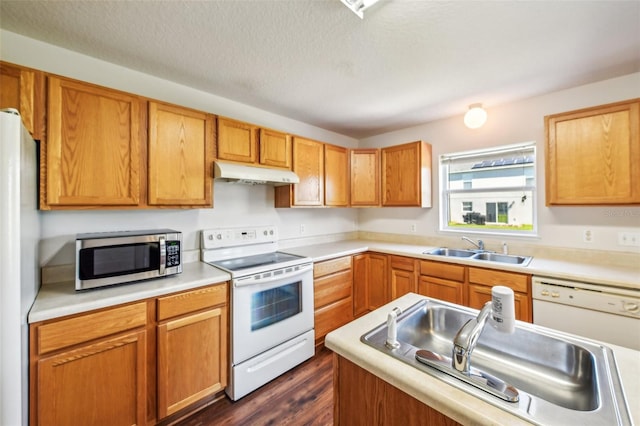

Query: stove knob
[[623, 301, 639, 313], [541, 290, 549, 296]]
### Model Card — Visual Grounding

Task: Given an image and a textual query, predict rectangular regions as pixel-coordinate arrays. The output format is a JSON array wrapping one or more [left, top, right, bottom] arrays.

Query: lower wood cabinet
[[313, 256, 353, 345], [367, 253, 390, 311], [418, 260, 465, 305], [29, 283, 228, 426], [334, 354, 461, 426], [156, 285, 227, 418], [390, 255, 418, 299], [467, 267, 531, 322]]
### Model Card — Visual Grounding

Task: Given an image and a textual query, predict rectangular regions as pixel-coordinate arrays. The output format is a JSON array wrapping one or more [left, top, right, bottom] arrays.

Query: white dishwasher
[[532, 276, 640, 351]]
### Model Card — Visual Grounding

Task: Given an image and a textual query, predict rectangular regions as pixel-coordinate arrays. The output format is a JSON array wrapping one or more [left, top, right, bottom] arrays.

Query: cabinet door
[[45, 77, 143, 207], [36, 330, 147, 426], [350, 149, 380, 206], [381, 141, 432, 207], [418, 276, 464, 305], [390, 256, 417, 299], [0, 61, 45, 139], [277, 137, 324, 206], [325, 144, 349, 207], [546, 99, 640, 205], [217, 117, 257, 163], [352, 254, 369, 317], [148, 101, 214, 206], [468, 284, 530, 322], [367, 253, 389, 311], [157, 306, 227, 418], [259, 128, 291, 169]]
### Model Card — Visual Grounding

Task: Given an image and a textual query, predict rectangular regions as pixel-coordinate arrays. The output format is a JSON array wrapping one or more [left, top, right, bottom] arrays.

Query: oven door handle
[[233, 264, 313, 287]]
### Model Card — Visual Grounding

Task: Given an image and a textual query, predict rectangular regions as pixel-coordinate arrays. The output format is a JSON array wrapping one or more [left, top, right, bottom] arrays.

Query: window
[[440, 142, 536, 235]]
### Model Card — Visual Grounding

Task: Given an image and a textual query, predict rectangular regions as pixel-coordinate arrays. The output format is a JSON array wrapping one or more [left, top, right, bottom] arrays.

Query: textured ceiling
[[1, 0, 639, 138]]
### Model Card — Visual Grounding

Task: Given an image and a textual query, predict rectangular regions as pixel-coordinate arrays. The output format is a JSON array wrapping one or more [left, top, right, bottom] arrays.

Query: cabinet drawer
[[420, 260, 465, 282], [314, 256, 352, 278], [157, 283, 227, 321], [468, 267, 529, 293], [390, 255, 416, 272], [314, 297, 354, 341], [36, 302, 147, 355], [314, 270, 352, 309]]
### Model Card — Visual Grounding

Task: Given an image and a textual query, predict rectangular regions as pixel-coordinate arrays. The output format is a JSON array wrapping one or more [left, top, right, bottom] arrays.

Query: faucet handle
[[491, 286, 515, 334]]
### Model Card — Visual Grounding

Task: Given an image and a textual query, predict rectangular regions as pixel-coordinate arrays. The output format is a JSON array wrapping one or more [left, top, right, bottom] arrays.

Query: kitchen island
[[325, 292, 639, 426]]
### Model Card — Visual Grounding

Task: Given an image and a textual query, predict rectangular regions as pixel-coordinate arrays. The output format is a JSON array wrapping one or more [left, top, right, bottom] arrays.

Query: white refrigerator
[[0, 109, 41, 426]]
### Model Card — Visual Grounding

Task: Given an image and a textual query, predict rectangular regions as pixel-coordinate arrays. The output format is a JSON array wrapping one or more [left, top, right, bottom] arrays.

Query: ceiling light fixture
[[464, 103, 488, 129], [340, 0, 381, 19]]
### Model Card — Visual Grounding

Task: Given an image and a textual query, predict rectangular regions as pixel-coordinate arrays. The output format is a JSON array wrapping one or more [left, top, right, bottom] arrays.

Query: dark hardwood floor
[[178, 346, 334, 426]]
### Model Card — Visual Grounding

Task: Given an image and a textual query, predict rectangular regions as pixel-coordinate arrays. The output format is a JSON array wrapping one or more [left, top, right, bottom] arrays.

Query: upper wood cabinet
[[545, 99, 640, 205], [275, 136, 325, 207], [350, 148, 380, 207], [381, 140, 432, 207], [148, 101, 214, 207], [324, 144, 349, 207], [0, 61, 45, 140], [259, 128, 292, 169], [217, 118, 292, 170], [43, 76, 144, 208]]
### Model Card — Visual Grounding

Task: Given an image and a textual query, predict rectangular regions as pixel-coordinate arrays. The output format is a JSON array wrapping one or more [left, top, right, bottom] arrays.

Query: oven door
[[231, 263, 314, 363]]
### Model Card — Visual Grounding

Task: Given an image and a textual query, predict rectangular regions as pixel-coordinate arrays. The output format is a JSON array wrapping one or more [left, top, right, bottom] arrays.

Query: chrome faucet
[[461, 236, 484, 251], [452, 301, 492, 374], [452, 286, 515, 375]]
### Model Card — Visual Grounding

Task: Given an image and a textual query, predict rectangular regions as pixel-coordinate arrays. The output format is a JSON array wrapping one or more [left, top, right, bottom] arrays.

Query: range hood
[[213, 161, 299, 186]]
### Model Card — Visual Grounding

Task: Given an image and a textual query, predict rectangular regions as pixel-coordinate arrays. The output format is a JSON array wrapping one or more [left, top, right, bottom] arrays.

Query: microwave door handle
[[159, 236, 166, 275]]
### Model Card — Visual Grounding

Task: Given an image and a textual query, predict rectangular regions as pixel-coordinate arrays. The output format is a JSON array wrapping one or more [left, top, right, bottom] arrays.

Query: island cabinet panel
[[148, 101, 214, 207], [467, 267, 532, 322], [156, 284, 228, 418], [334, 354, 462, 426], [0, 61, 45, 140], [545, 98, 640, 205], [324, 143, 350, 207], [313, 256, 353, 345], [43, 76, 144, 208], [259, 128, 291, 169], [418, 260, 466, 305], [381, 140, 432, 207], [350, 148, 380, 206], [216, 117, 258, 164]]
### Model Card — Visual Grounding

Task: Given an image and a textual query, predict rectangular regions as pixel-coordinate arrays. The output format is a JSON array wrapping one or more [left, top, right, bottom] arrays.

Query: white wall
[[0, 30, 359, 265], [358, 73, 640, 253]]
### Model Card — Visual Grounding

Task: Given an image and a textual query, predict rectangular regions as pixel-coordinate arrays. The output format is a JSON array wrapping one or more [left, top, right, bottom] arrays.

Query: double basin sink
[[426, 247, 533, 266], [361, 298, 632, 425]]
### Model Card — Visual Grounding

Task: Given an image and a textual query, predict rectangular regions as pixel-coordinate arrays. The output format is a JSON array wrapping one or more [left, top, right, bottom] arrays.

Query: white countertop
[[283, 239, 640, 290], [325, 292, 640, 426], [28, 261, 231, 323]]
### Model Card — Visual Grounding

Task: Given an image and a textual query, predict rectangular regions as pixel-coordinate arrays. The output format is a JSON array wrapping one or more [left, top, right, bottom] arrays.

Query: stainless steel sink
[[361, 299, 632, 425], [424, 248, 476, 257], [425, 247, 533, 266], [472, 252, 532, 266]]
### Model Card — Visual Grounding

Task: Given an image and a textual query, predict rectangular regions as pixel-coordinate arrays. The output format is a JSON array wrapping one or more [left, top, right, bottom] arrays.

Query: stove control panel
[[202, 226, 278, 249]]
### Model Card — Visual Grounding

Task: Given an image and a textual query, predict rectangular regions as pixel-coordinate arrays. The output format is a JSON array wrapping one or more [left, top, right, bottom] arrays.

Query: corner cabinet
[[545, 99, 640, 205], [43, 76, 145, 208], [350, 148, 380, 206], [148, 101, 214, 207], [381, 141, 432, 207]]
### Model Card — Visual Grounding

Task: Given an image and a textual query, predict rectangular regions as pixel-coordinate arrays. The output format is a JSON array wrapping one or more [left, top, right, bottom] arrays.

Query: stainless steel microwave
[[75, 229, 182, 290]]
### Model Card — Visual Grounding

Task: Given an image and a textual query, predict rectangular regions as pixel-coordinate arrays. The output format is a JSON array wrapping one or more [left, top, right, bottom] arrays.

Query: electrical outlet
[[410, 223, 417, 233], [583, 229, 593, 243], [618, 232, 640, 247], [300, 224, 306, 235]]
